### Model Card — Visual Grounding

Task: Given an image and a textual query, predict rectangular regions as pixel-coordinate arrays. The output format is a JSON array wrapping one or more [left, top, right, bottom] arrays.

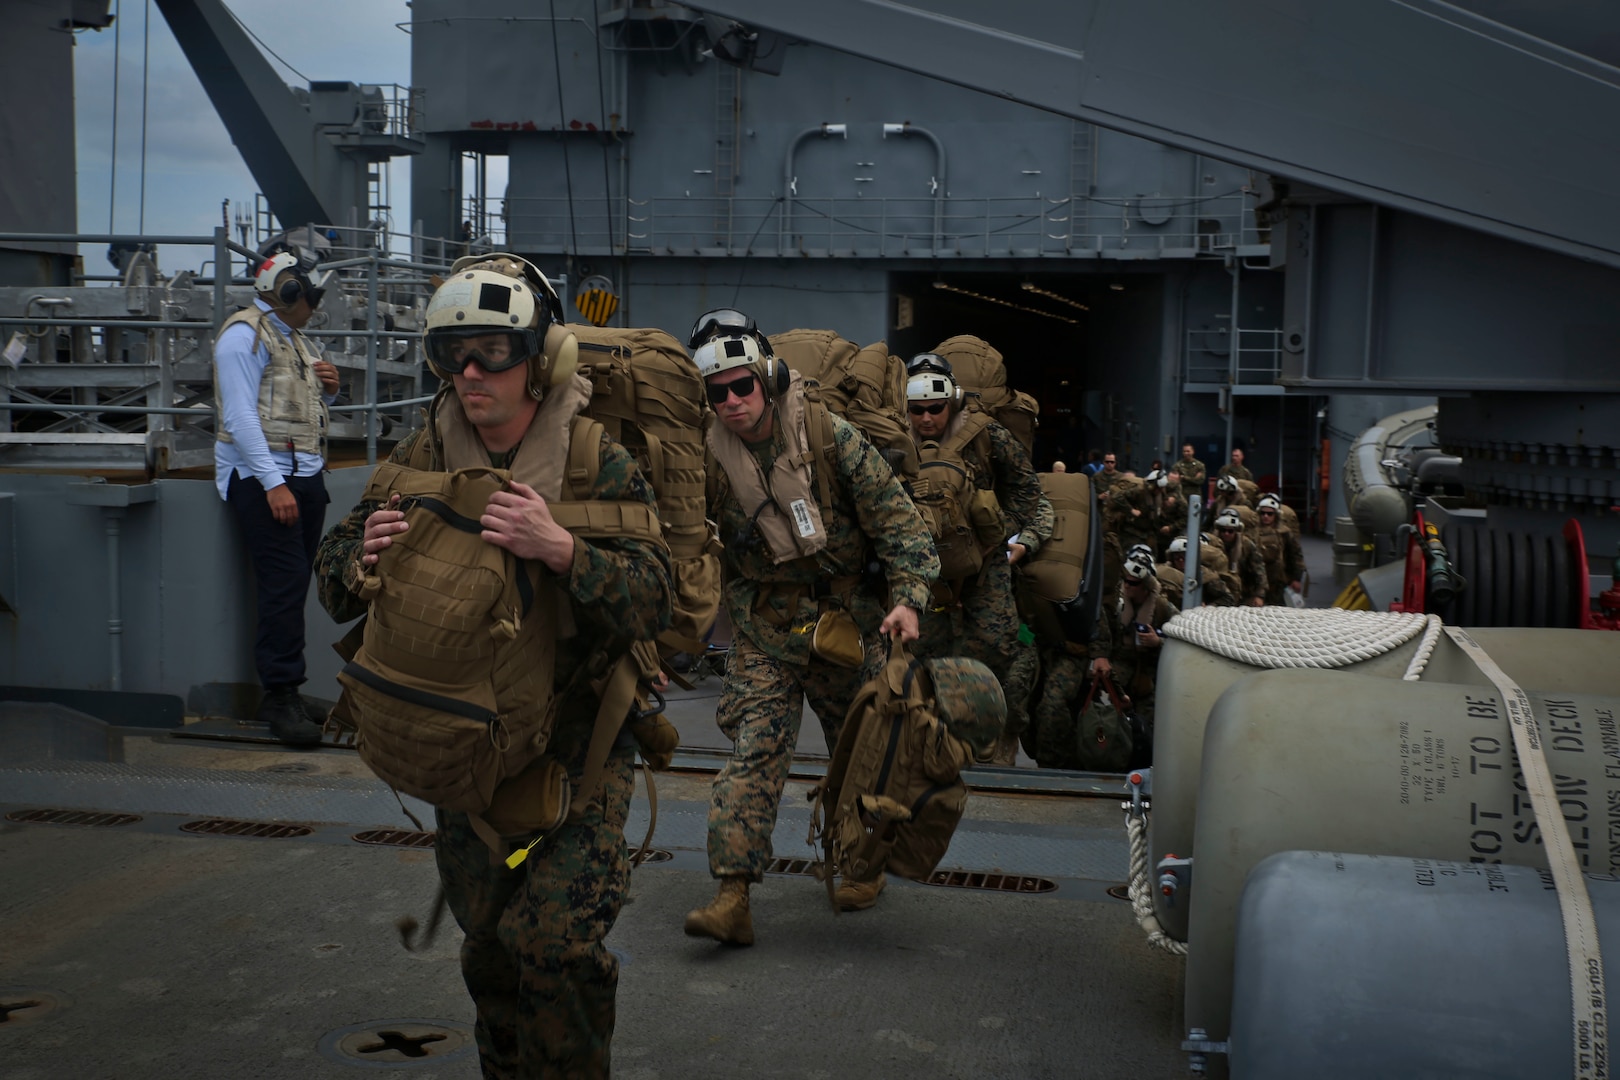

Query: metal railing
[[1184, 327, 1284, 386], [504, 191, 1266, 258], [0, 230, 449, 473]]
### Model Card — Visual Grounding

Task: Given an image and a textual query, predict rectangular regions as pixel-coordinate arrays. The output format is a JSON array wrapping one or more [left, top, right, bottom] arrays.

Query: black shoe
[[258, 687, 324, 747]]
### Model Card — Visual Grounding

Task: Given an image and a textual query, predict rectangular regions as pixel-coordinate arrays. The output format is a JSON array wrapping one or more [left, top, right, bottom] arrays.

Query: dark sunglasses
[[705, 373, 758, 405], [908, 402, 947, 416]]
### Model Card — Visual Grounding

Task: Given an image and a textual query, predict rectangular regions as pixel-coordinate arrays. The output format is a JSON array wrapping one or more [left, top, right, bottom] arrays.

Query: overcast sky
[[73, 0, 416, 272]]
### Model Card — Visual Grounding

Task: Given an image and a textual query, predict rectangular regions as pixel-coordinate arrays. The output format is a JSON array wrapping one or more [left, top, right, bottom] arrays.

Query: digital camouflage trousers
[[435, 747, 635, 1080], [706, 633, 881, 880]]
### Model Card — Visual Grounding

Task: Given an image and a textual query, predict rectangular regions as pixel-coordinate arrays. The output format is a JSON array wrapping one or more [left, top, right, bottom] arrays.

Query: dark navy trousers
[[226, 471, 330, 688]]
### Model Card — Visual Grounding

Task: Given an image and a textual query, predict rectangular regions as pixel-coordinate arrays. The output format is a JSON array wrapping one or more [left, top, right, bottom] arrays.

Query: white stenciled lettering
[[789, 499, 816, 539]]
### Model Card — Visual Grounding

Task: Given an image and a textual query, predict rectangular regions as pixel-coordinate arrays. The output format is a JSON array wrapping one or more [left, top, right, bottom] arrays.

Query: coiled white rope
[[1125, 810, 1188, 956], [1161, 606, 1437, 670], [1126, 607, 1446, 954]]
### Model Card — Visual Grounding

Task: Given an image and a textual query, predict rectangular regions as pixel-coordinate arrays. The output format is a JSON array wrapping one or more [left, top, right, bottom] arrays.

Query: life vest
[[214, 305, 328, 456]]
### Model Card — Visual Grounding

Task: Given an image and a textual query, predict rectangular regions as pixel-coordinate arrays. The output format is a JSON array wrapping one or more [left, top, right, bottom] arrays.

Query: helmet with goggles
[[906, 371, 961, 408], [905, 352, 953, 378], [1123, 551, 1156, 583], [1214, 508, 1244, 531], [423, 257, 577, 397], [1257, 494, 1282, 513], [694, 333, 785, 405], [1167, 536, 1188, 557], [689, 308, 773, 356]]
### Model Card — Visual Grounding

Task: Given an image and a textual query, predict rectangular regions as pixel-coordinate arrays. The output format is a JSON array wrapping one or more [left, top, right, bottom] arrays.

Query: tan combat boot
[[684, 877, 754, 946], [834, 873, 886, 911]]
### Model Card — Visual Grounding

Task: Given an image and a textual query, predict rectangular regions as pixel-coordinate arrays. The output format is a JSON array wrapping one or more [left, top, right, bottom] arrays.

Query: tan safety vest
[[215, 305, 329, 456], [705, 369, 830, 564]]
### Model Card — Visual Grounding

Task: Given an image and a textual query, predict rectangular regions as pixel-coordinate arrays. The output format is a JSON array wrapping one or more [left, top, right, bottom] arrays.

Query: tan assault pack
[[912, 411, 1002, 582], [1016, 470, 1105, 647], [808, 645, 1003, 895], [569, 324, 721, 656], [931, 334, 1040, 454], [766, 329, 918, 483], [337, 433, 670, 853]]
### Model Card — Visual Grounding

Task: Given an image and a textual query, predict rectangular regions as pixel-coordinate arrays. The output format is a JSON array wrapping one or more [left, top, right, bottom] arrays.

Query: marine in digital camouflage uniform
[[1175, 444, 1206, 502], [1026, 646, 1088, 769], [905, 358, 1053, 765], [685, 323, 938, 940], [1255, 496, 1306, 605], [1212, 508, 1268, 605], [1150, 471, 1189, 559], [315, 260, 671, 1079], [1219, 447, 1253, 481]]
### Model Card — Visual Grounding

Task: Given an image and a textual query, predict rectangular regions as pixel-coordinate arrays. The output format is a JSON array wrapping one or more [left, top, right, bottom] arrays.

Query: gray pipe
[[883, 122, 947, 250], [780, 123, 847, 251]]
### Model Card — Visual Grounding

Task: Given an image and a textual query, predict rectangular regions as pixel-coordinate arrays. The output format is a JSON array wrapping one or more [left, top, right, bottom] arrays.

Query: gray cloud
[[74, 0, 409, 266]]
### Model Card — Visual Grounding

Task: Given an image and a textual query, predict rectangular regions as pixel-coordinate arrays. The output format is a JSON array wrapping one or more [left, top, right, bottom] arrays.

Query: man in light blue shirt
[[215, 251, 340, 744]]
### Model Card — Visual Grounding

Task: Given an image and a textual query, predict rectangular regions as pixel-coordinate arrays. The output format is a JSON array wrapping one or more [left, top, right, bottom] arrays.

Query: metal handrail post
[[366, 254, 380, 465], [212, 227, 228, 331]]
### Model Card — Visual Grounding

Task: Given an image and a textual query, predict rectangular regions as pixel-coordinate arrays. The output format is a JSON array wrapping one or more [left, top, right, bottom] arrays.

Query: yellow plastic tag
[[504, 834, 544, 870]]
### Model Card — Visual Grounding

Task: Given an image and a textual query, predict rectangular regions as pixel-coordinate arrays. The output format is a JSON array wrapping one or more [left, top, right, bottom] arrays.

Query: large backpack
[[336, 436, 668, 852], [931, 335, 1040, 454], [569, 325, 721, 656], [1016, 470, 1104, 647], [911, 411, 1000, 582], [808, 645, 1003, 892], [766, 329, 919, 483]]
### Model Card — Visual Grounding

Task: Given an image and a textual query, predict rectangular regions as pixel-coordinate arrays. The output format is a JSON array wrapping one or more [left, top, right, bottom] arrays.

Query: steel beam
[[691, 0, 1620, 270], [152, 0, 347, 227]]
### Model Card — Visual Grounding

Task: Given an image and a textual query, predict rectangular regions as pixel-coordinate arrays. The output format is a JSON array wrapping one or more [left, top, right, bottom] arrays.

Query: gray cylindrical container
[[1331, 516, 1366, 588], [1151, 625, 1620, 944], [1231, 851, 1620, 1079], [1184, 669, 1620, 1048]]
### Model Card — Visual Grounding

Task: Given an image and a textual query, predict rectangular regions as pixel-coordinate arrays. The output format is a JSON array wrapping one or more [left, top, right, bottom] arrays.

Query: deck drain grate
[[353, 829, 436, 849], [180, 818, 314, 839], [630, 848, 673, 867], [7, 809, 142, 828], [925, 870, 1058, 894], [1106, 884, 1131, 902], [766, 857, 821, 877], [0, 989, 68, 1025]]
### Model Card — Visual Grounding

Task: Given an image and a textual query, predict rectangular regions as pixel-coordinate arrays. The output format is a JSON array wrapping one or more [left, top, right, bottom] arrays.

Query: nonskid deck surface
[[0, 708, 1188, 1079]]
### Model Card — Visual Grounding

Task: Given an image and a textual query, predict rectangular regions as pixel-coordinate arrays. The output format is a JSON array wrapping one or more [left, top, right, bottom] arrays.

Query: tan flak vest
[[706, 369, 830, 564], [215, 305, 329, 455]]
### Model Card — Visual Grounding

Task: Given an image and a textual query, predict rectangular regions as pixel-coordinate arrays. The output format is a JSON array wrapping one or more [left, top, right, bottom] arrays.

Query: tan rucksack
[[337, 429, 669, 854], [808, 645, 1004, 896], [1016, 470, 1104, 647], [570, 325, 721, 656], [766, 329, 919, 483], [912, 411, 1001, 582], [931, 335, 1040, 454]]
